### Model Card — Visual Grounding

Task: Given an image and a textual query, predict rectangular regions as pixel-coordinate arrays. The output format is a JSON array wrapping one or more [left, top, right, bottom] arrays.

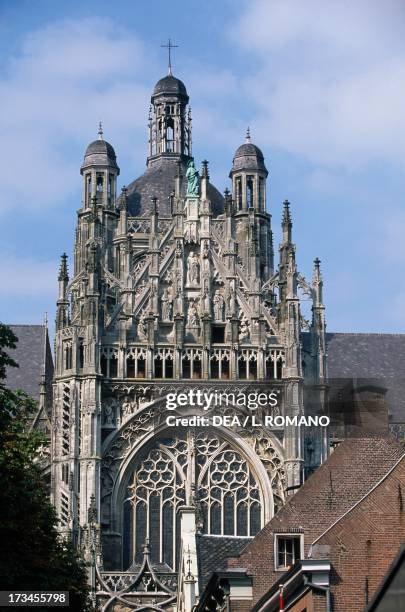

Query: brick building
[[195, 436, 405, 611]]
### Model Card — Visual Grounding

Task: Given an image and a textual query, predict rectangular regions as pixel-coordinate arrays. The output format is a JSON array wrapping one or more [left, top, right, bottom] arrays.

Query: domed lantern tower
[[230, 129, 273, 279], [80, 123, 120, 210], [148, 73, 192, 163], [230, 128, 268, 212]]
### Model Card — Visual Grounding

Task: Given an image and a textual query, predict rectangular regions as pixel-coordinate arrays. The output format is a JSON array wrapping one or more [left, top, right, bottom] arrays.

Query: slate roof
[[231, 141, 268, 174], [197, 535, 252, 591], [5, 325, 53, 403], [81, 138, 119, 172], [152, 75, 188, 100], [304, 332, 405, 424], [125, 157, 224, 218]]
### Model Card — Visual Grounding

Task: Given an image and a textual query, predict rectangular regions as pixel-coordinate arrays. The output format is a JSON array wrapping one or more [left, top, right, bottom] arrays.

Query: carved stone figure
[[104, 403, 114, 426], [203, 291, 210, 313], [137, 313, 148, 341], [161, 288, 173, 321], [175, 240, 182, 258], [186, 159, 199, 196], [187, 300, 199, 326], [213, 291, 225, 321], [240, 316, 250, 340], [122, 399, 134, 418], [187, 252, 200, 285]]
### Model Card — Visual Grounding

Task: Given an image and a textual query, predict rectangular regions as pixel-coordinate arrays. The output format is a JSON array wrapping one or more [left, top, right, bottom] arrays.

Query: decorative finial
[[245, 127, 251, 143], [87, 493, 97, 524], [161, 38, 178, 76], [58, 253, 69, 282], [282, 199, 291, 224], [118, 186, 127, 211], [98, 121, 103, 140]]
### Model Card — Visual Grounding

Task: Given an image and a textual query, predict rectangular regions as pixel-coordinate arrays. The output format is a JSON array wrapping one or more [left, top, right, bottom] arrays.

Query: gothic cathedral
[[52, 69, 327, 610]]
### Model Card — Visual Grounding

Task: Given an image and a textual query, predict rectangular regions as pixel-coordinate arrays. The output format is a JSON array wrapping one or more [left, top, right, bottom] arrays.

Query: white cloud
[[0, 17, 150, 215], [229, 0, 405, 170]]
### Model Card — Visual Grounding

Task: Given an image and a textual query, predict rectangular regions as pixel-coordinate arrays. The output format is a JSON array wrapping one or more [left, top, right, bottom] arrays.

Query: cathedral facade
[[51, 70, 327, 610]]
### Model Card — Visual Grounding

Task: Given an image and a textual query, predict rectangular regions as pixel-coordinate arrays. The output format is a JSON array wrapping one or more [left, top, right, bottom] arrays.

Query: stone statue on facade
[[137, 312, 148, 341], [202, 290, 210, 314], [161, 288, 173, 321], [122, 398, 134, 419], [213, 291, 225, 321], [186, 159, 200, 196], [187, 300, 199, 326], [187, 252, 200, 285], [240, 316, 250, 341], [103, 399, 115, 426]]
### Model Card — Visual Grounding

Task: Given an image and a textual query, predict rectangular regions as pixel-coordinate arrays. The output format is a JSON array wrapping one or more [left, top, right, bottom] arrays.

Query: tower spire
[[98, 121, 103, 140], [282, 199, 292, 243], [58, 252, 69, 282], [161, 38, 178, 76], [245, 126, 251, 143]]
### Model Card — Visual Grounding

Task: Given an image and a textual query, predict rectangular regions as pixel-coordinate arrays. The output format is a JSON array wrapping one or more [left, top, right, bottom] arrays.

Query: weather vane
[[161, 38, 178, 76]]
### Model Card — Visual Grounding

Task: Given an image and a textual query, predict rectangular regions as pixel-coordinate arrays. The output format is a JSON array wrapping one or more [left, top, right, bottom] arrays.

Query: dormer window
[[275, 534, 302, 570]]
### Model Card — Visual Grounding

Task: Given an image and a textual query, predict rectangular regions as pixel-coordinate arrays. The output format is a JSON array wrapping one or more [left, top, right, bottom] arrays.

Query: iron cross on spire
[[161, 38, 178, 76]]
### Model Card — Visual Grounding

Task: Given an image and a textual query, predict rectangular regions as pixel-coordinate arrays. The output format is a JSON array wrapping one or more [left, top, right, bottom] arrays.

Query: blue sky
[[1, 0, 405, 333]]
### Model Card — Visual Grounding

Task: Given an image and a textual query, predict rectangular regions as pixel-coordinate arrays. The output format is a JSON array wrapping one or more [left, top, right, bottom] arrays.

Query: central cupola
[[148, 71, 192, 164]]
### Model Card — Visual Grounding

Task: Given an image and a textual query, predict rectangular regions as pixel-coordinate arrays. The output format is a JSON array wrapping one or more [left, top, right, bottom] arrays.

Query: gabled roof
[[228, 436, 404, 572], [5, 324, 53, 401]]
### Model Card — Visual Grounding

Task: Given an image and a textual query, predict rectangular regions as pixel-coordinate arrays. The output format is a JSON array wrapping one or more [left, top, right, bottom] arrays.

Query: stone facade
[[51, 71, 327, 610]]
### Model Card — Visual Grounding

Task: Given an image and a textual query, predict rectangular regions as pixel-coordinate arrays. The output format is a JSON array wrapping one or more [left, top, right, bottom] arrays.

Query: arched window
[[236, 176, 242, 210], [121, 431, 263, 571], [96, 173, 104, 193], [86, 174, 92, 205], [123, 437, 187, 570], [166, 117, 175, 152], [246, 175, 254, 208]]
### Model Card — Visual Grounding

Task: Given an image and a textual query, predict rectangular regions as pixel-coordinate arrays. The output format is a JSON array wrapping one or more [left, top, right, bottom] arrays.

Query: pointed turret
[[311, 257, 326, 380], [282, 199, 292, 243], [312, 257, 323, 306], [58, 253, 69, 298], [56, 253, 70, 331]]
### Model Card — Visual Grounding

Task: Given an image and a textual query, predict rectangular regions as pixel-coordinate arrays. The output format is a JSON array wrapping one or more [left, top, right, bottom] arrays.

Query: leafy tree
[[0, 323, 93, 611]]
